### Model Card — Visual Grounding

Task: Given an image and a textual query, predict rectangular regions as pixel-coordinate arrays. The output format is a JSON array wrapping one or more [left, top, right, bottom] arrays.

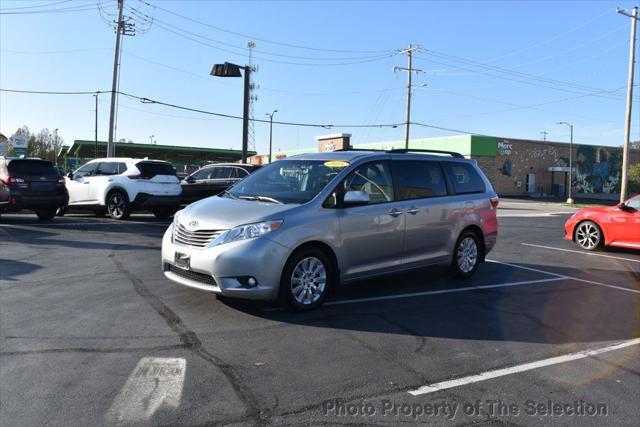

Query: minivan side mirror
[[343, 190, 370, 207]]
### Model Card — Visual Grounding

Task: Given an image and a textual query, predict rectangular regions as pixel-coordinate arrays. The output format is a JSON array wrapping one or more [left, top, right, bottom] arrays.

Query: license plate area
[[174, 252, 190, 270]]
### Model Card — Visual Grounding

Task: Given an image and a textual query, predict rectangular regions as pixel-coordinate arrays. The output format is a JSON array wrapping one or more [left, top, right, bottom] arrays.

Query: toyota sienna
[[162, 149, 499, 311]]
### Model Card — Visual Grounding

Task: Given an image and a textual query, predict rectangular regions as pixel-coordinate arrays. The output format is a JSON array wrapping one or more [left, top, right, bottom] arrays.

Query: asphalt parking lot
[[1, 199, 638, 426]]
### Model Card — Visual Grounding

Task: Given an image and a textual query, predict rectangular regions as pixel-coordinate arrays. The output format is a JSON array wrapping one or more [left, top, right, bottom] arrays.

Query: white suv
[[64, 158, 182, 219]]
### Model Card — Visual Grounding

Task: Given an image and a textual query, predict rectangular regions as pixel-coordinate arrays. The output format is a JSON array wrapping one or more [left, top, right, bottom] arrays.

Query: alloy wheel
[[108, 194, 125, 218], [576, 222, 600, 250], [457, 236, 478, 274], [290, 257, 327, 305]]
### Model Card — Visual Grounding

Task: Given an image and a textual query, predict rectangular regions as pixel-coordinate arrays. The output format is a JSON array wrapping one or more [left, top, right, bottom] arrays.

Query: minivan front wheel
[[280, 249, 332, 311], [449, 231, 480, 279]]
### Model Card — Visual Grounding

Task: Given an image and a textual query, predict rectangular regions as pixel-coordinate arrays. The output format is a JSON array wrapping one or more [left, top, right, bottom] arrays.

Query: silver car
[[162, 150, 499, 311]]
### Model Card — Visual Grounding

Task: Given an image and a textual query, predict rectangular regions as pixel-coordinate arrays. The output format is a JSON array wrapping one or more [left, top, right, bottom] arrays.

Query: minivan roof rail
[[333, 148, 464, 158], [387, 148, 465, 158]]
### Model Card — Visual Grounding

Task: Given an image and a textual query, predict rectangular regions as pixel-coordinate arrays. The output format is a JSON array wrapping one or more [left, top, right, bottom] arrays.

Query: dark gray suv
[[0, 157, 68, 220]]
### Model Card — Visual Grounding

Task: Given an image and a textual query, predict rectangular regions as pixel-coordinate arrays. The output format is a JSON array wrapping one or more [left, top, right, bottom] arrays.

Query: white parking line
[[521, 243, 640, 264], [323, 277, 564, 306], [490, 259, 640, 295], [408, 337, 640, 395]]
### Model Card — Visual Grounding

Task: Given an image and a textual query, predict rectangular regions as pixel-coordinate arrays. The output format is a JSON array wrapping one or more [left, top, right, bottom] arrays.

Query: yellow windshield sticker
[[324, 161, 349, 168]]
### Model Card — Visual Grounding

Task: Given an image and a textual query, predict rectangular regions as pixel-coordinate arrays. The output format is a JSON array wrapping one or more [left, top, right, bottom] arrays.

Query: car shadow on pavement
[[0, 260, 42, 281], [0, 226, 159, 251], [216, 262, 640, 346]]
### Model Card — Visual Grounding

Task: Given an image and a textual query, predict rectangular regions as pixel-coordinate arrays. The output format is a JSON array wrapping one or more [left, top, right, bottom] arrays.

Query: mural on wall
[[575, 146, 621, 194]]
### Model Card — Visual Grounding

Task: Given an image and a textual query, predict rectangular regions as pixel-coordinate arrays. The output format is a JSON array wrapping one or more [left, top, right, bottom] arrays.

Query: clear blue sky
[[1, 0, 639, 154]]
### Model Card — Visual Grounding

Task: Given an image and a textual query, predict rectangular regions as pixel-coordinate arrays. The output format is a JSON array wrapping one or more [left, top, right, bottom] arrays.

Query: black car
[[180, 163, 261, 204], [0, 157, 68, 220]]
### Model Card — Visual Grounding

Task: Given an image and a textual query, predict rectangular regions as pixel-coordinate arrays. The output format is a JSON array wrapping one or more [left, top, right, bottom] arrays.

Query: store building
[[273, 134, 639, 200]]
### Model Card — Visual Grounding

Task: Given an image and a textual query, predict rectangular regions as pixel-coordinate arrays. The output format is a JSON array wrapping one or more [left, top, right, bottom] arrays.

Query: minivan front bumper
[[161, 224, 290, 301]]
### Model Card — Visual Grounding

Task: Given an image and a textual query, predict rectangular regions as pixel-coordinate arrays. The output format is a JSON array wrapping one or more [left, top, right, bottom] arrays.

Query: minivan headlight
[[222, 220, 283, 244]]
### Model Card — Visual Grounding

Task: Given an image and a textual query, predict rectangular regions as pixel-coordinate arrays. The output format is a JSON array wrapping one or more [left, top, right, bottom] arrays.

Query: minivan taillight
[[490, 197, 500, 209], [0, 176, 25, 186]]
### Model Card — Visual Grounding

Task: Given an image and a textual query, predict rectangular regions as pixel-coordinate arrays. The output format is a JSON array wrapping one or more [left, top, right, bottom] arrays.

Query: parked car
[[180, 163, 261, 204], [162, 149, 499, 311], [0, 156, 68, 220], [564, 194, 640, 251], [64, 158, 182, 220]]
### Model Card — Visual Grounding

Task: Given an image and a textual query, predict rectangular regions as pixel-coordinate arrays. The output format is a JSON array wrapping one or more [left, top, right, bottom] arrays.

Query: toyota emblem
[[188, 220, 198, 229]]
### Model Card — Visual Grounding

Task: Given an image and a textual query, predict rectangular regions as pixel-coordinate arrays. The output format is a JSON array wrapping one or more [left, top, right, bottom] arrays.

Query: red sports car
[[564, 194, 640, 251]]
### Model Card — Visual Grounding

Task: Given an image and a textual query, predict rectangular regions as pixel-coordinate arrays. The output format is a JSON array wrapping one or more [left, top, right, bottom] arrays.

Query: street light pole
[[266, 110, 278, 164], [211, 62, 251, 163], [557, 121, 574, 204]]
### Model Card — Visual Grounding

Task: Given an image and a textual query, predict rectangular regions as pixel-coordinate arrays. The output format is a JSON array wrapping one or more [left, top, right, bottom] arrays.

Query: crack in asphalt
[[109, 253, 269, 425], [0, 344, 188, 356]]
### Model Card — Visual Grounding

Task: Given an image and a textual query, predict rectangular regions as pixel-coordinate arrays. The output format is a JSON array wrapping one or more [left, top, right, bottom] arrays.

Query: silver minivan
[[161, 149, 499, 311]]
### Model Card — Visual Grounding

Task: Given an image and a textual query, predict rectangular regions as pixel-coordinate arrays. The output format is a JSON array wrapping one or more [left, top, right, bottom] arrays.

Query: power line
[[421, 50, 627, 98], [414, 54, 625, 101], [121, 49, 403, 95], [126, 5, 393, 62], [135, 0, 393, 55], [1, 47, 112, 54], [0, 0, 74, 11], [481, 8, 613, 63], [413, 87, 626, 124], [0, 2, 105, 15], [411, 121, 488, 136], [0, 88, 105, 95], [143, 16, 395, 66]]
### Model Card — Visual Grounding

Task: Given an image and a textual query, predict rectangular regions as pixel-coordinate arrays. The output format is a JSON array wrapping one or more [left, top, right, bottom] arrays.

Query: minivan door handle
[[388, 208, 403, 217], [406, 206, 419, 215]]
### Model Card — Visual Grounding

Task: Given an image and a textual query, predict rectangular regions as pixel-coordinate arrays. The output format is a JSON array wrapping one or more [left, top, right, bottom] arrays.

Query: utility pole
[[394, 44, 423, 149], [94, 93, 98, 158], [540, 131, 548, 141], [266, 110, 278, 164], [107, 0, 124, 158], [617, 6, 638, 203]]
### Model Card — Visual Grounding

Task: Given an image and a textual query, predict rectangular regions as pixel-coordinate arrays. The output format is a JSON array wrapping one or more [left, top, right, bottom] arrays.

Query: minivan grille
[[166, 264, 217, 286], [173, 222, 223, 248]]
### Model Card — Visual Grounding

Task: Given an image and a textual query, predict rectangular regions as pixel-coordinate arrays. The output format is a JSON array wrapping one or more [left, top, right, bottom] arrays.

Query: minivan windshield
[[225, 160, 348, 204]]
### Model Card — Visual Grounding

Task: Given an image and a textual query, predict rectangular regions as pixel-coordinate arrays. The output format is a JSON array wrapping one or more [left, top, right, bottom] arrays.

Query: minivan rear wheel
[[448, 231, 481, 279], [280, 248, 333, 312]]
